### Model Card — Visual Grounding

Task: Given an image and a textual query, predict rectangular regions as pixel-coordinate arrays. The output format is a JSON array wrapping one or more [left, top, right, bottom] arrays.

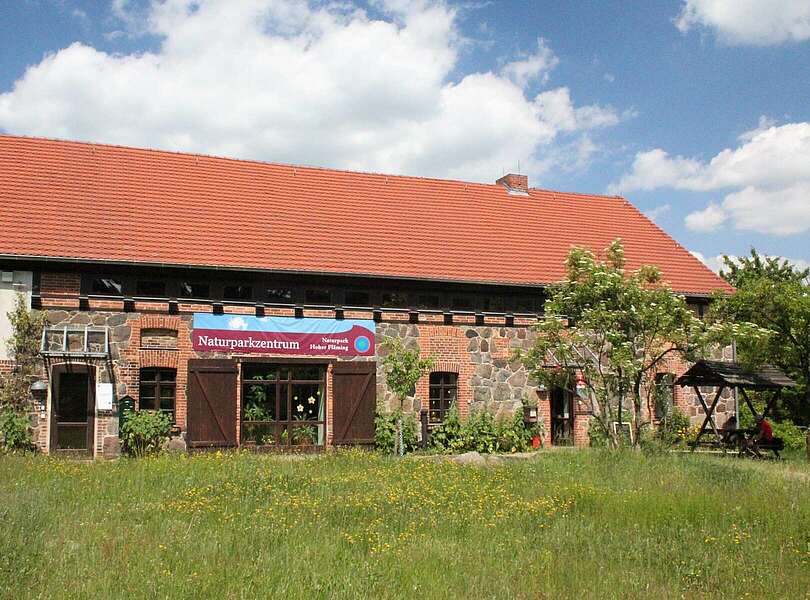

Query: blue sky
[[1, 0, 809, 271]]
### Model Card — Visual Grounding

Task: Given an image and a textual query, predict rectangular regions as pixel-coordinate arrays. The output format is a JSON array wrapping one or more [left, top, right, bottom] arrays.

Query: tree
[[711, 250, 810, 425], [719, 248, 809, 288], [519, 240, 765, 448], [380, 337, 435, 455], [1, 292, 46, 412]]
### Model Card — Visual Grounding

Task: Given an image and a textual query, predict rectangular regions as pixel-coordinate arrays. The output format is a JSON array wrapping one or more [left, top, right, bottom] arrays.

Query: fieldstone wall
[[374, 322, 541, 423]]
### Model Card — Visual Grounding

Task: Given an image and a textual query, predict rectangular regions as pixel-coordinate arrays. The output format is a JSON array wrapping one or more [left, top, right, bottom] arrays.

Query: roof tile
[[0, 135, 733, 294]]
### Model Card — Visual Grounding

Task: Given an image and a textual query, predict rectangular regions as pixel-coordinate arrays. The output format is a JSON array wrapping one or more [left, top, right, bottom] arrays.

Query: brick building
[[0, 135, 733, 457]]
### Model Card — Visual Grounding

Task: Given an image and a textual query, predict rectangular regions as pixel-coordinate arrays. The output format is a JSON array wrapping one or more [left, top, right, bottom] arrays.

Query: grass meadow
[[1, 450, 808, 600]]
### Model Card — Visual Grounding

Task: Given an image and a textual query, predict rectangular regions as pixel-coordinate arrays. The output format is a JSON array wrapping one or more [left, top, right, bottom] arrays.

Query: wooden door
[[54, 372, 94, 452], [332, 361, 376, 446], [186, 359, 238, 448], [550, 387, 574, 446]]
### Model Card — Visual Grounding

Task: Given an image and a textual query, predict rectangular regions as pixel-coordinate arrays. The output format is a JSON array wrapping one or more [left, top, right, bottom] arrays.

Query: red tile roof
[[0, 135, 732, 294]]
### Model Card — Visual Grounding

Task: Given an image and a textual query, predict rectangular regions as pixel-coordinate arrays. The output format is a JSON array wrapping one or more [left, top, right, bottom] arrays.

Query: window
[[451, 296, 472, 310], [515, 296, 538, 313], [180, 282, 210, 298], [224, 284, 253, 301], [483, 295, 506, 312], [92, 277, 123, 295], [654, 373, 675, 420], [266, 288, 293, 304], [688, 302, 707, 319], [428, 372, 457, 424], [139, 368, 176, 422], [381, 292, 407, 308], [241, 364, 326, 447], [416, 294, 440, 309], [136, 280, 166, 297], [305, 289, 331, 304], [345, 290, 371, 306]]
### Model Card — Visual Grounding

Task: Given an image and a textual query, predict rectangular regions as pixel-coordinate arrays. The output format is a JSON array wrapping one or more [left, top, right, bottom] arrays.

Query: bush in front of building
[[120, 409, 172, 457], [656, 406, 691, 446], [429, 403, 463, 452], [374, 410, 418, 454], [430, 404, 535, 454], [0, 407, 34, 453], [0, 292, 47, 413]]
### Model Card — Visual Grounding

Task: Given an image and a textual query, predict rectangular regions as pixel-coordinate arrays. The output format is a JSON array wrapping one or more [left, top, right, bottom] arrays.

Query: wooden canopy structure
[[675, 360, 796, 449]]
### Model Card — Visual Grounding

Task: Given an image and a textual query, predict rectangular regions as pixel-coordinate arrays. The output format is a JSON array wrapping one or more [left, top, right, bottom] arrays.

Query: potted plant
[[292, 415, 317, 447]]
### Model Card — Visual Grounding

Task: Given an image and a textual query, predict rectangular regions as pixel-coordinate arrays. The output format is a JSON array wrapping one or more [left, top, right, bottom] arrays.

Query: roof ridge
[[0, 133, 501, 190], [1, 133, 617, 199], [528, 186, 624, 201]]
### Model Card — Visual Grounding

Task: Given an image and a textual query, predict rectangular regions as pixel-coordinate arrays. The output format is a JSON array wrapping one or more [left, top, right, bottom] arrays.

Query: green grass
[[1, 450, 808, 600]]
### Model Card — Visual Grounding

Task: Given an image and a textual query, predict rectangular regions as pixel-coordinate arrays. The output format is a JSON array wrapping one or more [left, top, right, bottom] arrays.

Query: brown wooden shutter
[[186, 359, 238, 448], [332, 361, 376, 446]]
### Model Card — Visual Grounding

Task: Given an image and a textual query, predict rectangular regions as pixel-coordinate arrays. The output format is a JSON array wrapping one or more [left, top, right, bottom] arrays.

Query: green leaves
[[0, 407, 34, 453], [0, 293, 46, 412], [374, 410, 418, 454], [380, 337, 435, 403], [521, 239, 753, 447], [711, 251, 810, 424], [120, 410, 172, 457], [429, 405, 536, 454]]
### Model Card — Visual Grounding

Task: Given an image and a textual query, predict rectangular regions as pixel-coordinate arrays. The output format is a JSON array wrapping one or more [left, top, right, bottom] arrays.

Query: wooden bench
[[754, 437, 784, 458]]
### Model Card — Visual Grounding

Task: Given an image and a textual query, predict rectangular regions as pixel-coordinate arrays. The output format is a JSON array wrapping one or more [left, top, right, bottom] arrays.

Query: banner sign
[[191, 313, 375, 357]]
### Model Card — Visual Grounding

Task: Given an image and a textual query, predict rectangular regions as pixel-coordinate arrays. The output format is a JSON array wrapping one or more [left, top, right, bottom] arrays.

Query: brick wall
[[40, 272, 80, 296], [29, 272, 734, 455]]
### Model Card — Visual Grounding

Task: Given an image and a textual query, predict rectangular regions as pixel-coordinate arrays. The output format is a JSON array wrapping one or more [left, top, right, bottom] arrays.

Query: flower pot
[[531, 435, 542, 449]]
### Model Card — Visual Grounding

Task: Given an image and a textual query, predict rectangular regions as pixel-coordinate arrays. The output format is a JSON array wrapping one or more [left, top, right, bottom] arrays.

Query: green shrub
[[495, 409, 531, 453], [587, 417, 610, 448], [429, 403, 463, 453], [374, 410, 418, 454], [0, 407, 34, 453], [460, 408, 499, 453], [770, 419, 806, 451], [120, 410, 172, 457], [640, 424, 672, 455], [431, 405, 536, 454], [655, 406, 690, 446]]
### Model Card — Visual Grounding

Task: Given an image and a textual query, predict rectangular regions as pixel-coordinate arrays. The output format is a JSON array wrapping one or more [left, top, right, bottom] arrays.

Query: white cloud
[[675, 0, 810, 46], [534, 87, 620, 133], [685, 203, 727, 232], [722, 182, 810, 235], [644, 203, 671, 222], [691, 250, 810, 275], [0, 0, 622, 184], [689, 250, 726, 274], [500, 37, 559, 87], [228, 317, 249, 330], [610, 120, 810, 236]]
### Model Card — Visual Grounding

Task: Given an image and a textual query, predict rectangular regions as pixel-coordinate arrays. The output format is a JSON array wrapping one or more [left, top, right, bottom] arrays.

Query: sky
[[1, 0, 809, 273]]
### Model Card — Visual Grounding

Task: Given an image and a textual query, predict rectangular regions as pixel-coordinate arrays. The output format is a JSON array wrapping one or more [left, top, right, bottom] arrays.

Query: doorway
[[550, 387, 574, 446], [53, 371, 94, 453]]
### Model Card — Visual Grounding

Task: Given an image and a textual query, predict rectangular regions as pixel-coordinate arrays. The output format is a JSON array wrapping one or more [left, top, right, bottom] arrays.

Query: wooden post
[[693, 385, 724, 446], [420, 408, 429, 449]]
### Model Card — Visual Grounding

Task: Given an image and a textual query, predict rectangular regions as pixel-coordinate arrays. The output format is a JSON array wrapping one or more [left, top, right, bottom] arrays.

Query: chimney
[[496, 173, 528, 194]]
